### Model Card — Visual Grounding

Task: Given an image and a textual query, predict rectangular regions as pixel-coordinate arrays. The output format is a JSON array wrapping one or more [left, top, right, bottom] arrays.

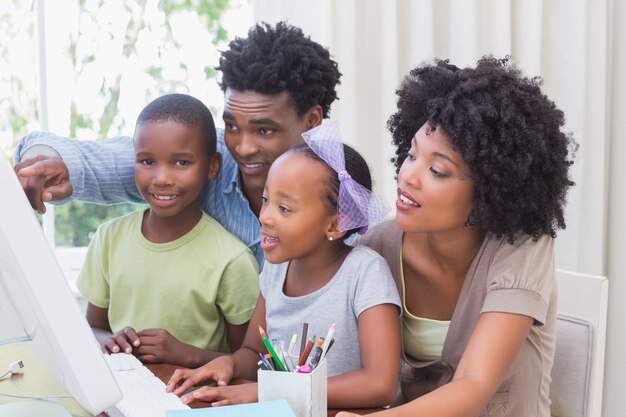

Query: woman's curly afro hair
[[217, 22, 341, 118], [388, 56, 577, 242]]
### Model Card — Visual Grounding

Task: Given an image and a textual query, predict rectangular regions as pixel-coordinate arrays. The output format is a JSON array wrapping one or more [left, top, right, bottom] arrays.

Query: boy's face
[[134, 120, 219, 220], [222, 89, 322, 198]]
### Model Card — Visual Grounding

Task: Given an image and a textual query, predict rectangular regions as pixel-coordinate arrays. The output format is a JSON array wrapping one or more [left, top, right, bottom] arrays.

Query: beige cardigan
[[360, 220, 557, 417]]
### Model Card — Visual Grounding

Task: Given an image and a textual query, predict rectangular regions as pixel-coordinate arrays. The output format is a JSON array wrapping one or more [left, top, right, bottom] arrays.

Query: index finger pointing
[[17, 158, 62, 179]]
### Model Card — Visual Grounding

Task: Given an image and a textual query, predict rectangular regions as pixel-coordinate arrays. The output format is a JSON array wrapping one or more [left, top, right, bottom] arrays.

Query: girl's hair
[[388, 56, 578, 242], [290, 143, 373, 238]]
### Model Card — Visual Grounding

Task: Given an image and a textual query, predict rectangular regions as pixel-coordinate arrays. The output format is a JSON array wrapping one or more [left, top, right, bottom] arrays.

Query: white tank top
[[400, 256, 450, 361]]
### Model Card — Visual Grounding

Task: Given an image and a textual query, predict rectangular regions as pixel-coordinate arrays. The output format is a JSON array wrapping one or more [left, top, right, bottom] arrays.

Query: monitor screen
[[0, 153, 121, 415]]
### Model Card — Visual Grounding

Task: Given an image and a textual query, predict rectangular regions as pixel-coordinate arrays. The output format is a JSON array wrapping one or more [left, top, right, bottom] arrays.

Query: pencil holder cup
[[258, 358, 327, 417]]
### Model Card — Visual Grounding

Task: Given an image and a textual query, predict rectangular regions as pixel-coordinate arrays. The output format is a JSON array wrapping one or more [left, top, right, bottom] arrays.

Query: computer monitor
[[0, 153, 122, 415]]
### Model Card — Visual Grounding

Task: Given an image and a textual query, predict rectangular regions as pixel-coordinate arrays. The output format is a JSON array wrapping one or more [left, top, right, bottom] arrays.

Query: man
[[14, 22, 341, 266]]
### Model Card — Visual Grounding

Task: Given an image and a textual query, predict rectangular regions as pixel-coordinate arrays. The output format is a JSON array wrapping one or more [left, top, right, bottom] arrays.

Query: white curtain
[[252, 1, 625, 415]]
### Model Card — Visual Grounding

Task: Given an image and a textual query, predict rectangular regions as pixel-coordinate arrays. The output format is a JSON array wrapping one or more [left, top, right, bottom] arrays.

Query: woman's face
[[395, 123, 475, 234]]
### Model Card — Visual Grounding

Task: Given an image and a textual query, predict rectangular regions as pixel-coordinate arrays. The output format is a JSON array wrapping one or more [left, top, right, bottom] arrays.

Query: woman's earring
[[327, 235, 334, 241]]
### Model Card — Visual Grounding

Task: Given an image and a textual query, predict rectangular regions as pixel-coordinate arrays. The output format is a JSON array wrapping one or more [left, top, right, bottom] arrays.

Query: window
[[2, 0, 253, 244], [0, 0, 252, 294]]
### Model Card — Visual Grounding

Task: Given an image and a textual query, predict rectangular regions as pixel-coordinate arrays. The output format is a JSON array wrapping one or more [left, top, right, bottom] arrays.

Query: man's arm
[[14, 131, 143, 206]]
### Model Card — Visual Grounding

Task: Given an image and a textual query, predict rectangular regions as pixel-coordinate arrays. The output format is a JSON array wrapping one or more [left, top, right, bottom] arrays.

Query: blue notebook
[[166, 399, 296, 417]]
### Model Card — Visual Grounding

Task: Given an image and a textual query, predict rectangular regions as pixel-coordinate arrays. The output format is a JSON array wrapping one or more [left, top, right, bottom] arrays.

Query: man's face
[[222, 89, 321, 198]]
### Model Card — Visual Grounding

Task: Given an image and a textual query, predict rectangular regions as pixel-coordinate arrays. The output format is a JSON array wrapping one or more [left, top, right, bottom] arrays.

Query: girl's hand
[[166, 355, 235, 396], [181, 382, 258, 407]]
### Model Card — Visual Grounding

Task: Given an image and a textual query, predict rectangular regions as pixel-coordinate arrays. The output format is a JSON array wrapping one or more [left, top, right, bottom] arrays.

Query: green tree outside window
[[1, 0, 232, 247]]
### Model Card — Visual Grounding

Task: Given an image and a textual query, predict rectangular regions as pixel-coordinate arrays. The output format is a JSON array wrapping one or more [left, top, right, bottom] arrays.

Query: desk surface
[[0, 343, 379, 417], [0, 342, 92, 417]]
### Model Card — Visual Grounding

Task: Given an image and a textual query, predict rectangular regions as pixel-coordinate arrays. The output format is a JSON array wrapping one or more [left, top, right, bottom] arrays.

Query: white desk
[[0, 342, 93, 417]]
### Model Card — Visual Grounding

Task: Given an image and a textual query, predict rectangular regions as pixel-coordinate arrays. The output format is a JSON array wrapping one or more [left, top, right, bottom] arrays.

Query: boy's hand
[[180, 382, 258, 407], [14, 155, 72, 213], [133, 328, 186, 364], [167, 355, 235, 396], [104, 326, 141, 354]]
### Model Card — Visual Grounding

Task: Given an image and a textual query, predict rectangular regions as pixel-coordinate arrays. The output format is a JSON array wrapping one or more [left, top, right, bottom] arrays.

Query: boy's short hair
[[218, 22, 341, 118], [136, 93, 217, 154]]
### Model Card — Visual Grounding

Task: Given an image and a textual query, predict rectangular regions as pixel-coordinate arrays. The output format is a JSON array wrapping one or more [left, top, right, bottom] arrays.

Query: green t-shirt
[[77, 210, 259, 353]]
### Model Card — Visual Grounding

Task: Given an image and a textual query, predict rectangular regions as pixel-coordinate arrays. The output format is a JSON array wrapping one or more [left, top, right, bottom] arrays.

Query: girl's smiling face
[[259, 151, 337, 264], [395, 123, 475, 235]]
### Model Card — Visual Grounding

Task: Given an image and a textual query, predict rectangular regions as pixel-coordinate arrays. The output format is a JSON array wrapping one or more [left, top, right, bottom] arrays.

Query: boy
[[77, 94, 259, 368], [15, 22, 341, 268]]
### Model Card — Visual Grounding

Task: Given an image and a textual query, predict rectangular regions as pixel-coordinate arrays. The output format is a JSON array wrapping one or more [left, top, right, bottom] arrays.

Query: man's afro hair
[[218, 21, 341, 118]]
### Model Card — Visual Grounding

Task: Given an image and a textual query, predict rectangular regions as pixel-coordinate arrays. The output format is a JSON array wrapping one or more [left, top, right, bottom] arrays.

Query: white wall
[[252, 1, 625, 415], [604, 0, 626, 414]]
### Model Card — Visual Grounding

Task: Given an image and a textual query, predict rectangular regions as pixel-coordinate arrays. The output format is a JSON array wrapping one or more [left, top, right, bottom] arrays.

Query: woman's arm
[[340, 311, 533, 417], [327, 303, 401, 408]]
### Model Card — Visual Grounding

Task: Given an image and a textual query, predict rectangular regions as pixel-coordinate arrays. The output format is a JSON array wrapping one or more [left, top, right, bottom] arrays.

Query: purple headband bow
[[301, 122, 390, 235]]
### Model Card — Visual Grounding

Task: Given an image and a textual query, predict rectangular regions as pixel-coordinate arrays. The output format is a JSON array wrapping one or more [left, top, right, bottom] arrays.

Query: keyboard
[[103, 353, 190, 417]]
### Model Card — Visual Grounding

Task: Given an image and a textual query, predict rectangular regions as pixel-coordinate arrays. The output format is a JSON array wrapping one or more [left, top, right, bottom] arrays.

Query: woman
[[342, 56, 577, 416]]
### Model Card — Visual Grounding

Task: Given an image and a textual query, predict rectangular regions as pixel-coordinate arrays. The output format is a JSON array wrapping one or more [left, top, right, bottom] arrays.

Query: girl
[[166, 122, 402, 409], [341, 57, 576, 416]]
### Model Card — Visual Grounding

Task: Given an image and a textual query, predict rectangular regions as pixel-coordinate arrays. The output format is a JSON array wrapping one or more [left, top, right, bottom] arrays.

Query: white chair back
[[550, 269, 608, 417]]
